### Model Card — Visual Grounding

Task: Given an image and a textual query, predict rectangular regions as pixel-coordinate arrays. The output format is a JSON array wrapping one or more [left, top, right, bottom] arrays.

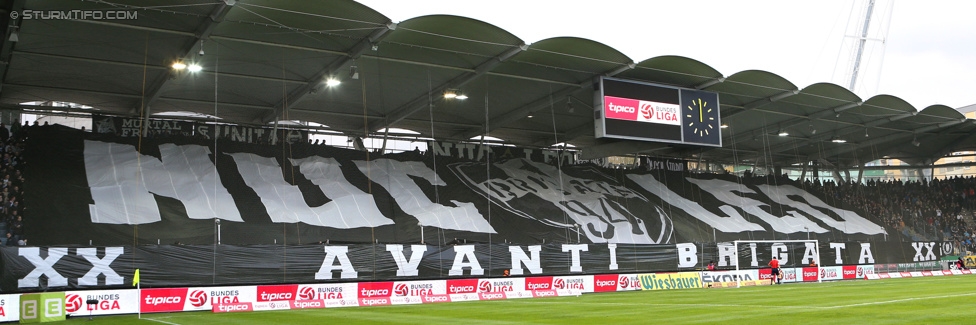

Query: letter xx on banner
[[0, 242, 940, 292]]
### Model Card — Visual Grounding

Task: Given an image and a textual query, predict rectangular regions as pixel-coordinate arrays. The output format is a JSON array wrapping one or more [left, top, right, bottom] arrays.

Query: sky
[[357, 0, 976, 110]]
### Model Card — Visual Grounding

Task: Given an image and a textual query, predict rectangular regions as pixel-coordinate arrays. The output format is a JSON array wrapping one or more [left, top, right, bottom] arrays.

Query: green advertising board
[[19, 292, 65, 323]]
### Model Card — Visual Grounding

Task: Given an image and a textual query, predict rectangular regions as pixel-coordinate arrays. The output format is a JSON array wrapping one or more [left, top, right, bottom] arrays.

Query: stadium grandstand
[[0, 0, 974, 321]]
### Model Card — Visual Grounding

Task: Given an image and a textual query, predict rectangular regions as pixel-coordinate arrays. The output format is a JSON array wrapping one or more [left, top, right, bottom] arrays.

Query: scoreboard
[[595, 77, 722, 147]]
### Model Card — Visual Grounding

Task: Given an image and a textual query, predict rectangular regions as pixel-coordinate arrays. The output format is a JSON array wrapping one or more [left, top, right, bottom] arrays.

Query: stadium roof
[[1, 0, 974, 169]]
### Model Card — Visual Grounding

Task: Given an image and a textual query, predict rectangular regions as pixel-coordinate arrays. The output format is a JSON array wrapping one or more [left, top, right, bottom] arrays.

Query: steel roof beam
[[140, 1, 235, 114], [261, 22, 398, 124], [809, 118, 969, 161], [369, 43, 529, 134], [453, 62, 634, 141], [0, 0, 26, 96], [723, 89, 799, 119]]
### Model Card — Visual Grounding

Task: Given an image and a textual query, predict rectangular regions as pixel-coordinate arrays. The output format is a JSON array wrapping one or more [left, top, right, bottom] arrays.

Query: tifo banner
[[91, 115, 194, 138], [91, 115, 308, 144], [25, 125, 889, 247], [0, 241, 955, 292]]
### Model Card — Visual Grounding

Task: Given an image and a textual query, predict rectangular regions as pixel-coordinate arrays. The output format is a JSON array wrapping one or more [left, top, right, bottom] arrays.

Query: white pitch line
[[823, 292, 976, 309], [142, 316, 182, 325]]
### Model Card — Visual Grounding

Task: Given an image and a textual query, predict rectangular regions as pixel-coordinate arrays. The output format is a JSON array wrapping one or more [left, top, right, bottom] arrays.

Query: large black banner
[[24, 126, 894, 248], [92, 115, 194, 138], [0, 241, 951, 293], [90, 115, 307, 144]]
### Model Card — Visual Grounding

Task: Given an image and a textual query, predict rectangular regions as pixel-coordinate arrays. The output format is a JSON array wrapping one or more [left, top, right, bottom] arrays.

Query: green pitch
[[69, 276, 976, 324]]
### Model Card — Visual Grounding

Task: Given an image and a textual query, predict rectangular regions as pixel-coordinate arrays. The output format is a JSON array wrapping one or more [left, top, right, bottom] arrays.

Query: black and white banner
[[0, 241, 950, 292], [24, 126, 891, 247]]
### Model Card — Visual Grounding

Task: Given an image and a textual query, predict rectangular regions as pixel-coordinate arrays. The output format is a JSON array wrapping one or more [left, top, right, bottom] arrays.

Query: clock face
[[680, 89, 721, 146], [685, 97, 715, 138]]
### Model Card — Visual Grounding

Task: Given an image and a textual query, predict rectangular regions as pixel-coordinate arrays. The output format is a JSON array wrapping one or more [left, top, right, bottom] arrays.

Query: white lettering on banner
[[356, 159, 495, 234], [289, 156, 393, 228], [687, 179, 828, 234], [771, 244, 788, 264], [314, 246, 358, 279], [261, 292, 292, 300], [749, 243, 759, 267], [717, 243, 736, 267], [912, 242, 937, 261], [449, 286, 474, 294], [831, 243, 846, 264], [755, 184, 886, 235], [628, 174, 764, 233], [859, 243, 875, 264], [220, 304, 249, 312], [18, 247, 68, 288], [676, 243, 698, 268], [228, 153, 393, 228], [76, 248, 123, 286], [608, 102, 635, 114], [360, 298, 388, 306], [144, 295, 181, 305], [509, 246, 543, 275], [448, 246, 484, 276], [386, 245, 426, 277], [608, 243, 618, 270], [84, 141, 242, 225], [562, 244, 588, 273], [801, 243, 818, 265]]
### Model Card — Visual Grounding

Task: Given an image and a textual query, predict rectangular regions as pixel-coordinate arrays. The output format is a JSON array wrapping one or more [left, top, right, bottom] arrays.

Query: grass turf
[[68, 275, 976, 324]]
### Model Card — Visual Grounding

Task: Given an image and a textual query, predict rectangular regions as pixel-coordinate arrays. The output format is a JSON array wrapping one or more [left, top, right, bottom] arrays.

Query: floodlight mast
[[732, 240, 821, 288]]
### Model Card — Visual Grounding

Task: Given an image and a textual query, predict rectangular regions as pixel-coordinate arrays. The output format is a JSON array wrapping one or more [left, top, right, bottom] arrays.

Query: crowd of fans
[[0, 120, 28, 246], [806, 176, 976, 253]]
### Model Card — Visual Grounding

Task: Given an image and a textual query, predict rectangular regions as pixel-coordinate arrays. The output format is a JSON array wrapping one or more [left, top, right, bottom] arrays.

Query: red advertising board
[[593, 274, 619, 292], [532, 290, 558, 298], [358, 297, 391, 307], [212, 303, 252, 313], [420, 295, 452, 304], [140, 288, 188, 313], [524, 276, 554, 291], [477, 292, 507, 301], [256, 284, 298, 302], [358, 281, 395, 298], [801, 267, 818, 282], [289, 300, 325, 309], [842, 266, 858, 279], [446, 279, 478, 294]]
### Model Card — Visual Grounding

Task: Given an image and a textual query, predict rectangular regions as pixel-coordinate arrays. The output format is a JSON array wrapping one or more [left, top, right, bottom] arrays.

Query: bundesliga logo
[[188, 290, 208, 307], [640, 102, 654, 119]]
